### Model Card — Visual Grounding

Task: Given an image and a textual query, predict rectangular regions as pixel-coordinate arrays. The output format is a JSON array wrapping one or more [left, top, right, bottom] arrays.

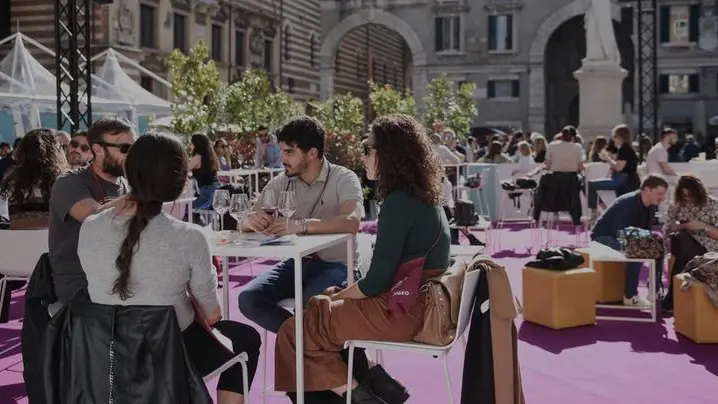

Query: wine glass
[[261, 191, 278, 219], [212, 189, 231, 230], [278, 190, 297, 232], [229, 193, 251, 237]]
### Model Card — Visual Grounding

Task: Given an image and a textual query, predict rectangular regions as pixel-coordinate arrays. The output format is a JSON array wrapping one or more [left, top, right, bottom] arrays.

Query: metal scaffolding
[[54, 0, 94, 132], [622, 0, 659, 141]]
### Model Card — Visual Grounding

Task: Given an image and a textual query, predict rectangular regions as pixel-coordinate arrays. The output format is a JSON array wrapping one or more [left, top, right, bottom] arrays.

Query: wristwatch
[[298, 218, 308, 235]]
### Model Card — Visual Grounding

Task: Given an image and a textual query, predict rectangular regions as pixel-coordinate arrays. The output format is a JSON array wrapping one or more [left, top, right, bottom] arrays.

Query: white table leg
[[649, 260, 657, 323], [255, 173, 261, 195], [293, 255, 305, 404], [222, 256, 230, 319], [346, 238, 354, 286]]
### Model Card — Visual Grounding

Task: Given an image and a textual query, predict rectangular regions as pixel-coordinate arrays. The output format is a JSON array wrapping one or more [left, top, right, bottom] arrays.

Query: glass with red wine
[[262, 190, 278, 219]]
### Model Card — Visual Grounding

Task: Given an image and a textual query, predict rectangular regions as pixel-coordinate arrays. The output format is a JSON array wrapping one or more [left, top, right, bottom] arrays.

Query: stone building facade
[[320, 0, 718, 137], [6, 0, 324, 102]]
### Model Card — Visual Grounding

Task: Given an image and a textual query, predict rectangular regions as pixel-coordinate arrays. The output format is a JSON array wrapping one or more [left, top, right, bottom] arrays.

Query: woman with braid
[[78, 132, 260, 404]]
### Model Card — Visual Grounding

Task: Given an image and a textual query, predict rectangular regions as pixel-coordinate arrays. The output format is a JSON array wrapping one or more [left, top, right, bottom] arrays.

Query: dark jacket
[[42, 301, 212, 404], [591, 190, 655, 240], [525, 247, 585, 270], [532, 172, 582, 225], [22, 253, 56, 404], [461, 257, 525, 404]]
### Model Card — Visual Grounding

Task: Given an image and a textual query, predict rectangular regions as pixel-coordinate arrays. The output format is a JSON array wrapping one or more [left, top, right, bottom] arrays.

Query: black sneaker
[[466, 233, 486, 246], [344, 383, 389, 404], [364, 365, 410, 404]]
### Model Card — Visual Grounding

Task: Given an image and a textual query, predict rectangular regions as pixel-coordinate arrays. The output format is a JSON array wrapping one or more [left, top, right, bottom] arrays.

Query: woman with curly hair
[[662, 174, 718, 310], [0, 128, 68, 229], [274, 115, 451, 404]]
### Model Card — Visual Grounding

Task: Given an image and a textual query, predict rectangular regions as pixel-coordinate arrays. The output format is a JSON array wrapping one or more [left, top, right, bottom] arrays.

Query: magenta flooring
[[1, 226, 717, 403]]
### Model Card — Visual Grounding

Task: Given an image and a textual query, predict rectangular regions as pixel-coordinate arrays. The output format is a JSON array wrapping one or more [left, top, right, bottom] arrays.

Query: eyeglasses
[[362, 143, 376, 156], [70, 140, 90, 152], [96, 141, 132, 154]]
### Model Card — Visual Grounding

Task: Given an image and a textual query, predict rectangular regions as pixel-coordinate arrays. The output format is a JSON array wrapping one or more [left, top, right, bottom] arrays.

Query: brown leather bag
[[413, 260, 468, 346]]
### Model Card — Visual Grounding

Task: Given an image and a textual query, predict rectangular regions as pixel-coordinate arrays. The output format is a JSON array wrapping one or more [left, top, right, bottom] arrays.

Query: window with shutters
[[434, 16, 462, 53], [488, 14, 515, 52], [235, 30, 246, 66], [173, 13, 187, 53], [659, 4, 700, 45], [139, 4, 156, 49], [658, 73, 699, 94], [211, 24, 223, 61], [487, 79, 520, 100]]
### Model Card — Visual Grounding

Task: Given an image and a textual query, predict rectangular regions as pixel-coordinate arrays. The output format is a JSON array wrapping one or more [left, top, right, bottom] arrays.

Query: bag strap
[[423, 210, 444, 259]]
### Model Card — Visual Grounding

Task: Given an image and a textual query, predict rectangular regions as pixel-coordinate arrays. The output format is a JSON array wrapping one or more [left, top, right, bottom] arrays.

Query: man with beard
[[48, 117, 136, 303], [238, 116, 363, 334], [66, 130, 93, 169], [645, 128, 679, 183]]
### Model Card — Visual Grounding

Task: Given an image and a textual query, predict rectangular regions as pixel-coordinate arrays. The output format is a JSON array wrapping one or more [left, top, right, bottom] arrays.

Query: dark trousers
[[182, 320, 261, 394], [238, 258, 347, 333], [663, 231, 707, 310]]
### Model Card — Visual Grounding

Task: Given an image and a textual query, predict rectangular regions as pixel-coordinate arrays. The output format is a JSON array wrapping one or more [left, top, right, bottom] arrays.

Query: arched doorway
[[332, 23, 412, 121], [319, 9, 427, 110], [543, 15, 634, 136]]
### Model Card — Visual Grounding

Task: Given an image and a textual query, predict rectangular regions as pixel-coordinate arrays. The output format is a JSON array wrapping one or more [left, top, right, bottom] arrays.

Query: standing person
[[274, 114, 450, 403], [188, 133, 220, 210], [79, 133, 260, 404], [48, 117, 136, 303], [238, 116, 364, 334]]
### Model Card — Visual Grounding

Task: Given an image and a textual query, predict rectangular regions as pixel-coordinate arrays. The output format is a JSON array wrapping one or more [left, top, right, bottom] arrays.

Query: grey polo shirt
[[259, 160, 362, 264]]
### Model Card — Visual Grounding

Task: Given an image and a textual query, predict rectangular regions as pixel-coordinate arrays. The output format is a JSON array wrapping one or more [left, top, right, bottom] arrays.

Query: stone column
[[573, 60, 627, 141], [319, 55, 334, 101], [527, 64, 545, 134], [411, 67, 428, 114]]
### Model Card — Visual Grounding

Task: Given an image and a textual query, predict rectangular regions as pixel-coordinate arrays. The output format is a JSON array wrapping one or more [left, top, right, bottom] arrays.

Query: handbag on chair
[[413, 260, 468, 346]]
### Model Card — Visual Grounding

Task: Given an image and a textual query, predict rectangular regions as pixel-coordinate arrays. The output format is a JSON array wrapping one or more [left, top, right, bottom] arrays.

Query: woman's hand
[[684, 220, 707, 232], [204, 307, 222, 326]]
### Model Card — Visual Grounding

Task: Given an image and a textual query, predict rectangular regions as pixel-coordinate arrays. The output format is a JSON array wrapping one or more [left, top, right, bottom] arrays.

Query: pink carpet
[[0, 225, 716, 404]]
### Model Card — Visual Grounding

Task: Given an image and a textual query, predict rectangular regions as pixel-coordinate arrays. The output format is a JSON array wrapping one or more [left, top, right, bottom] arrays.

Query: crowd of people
[[1, 114, 716, 403]]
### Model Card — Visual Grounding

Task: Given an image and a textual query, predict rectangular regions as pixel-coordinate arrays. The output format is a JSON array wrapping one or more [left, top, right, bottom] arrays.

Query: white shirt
[[515, 154, 535, 173], [645, 143, 668, 174]]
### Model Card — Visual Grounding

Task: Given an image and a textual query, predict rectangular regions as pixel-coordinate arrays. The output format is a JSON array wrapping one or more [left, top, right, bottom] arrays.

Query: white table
[[211, 233, 354, 404], [584, 241, 658, 323]]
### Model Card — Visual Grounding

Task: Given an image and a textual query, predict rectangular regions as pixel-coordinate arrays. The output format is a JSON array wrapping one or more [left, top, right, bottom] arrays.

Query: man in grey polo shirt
[[238, 116, 363, 333]]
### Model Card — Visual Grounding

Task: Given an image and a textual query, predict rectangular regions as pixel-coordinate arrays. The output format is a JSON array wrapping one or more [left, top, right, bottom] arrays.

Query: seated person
[[588, 124, 639, 220], [645, 128, 679, 182], [662, 174, 718, 311], [49, 117, 135, 303], [591, 174, 668, 306], [0, 129, 68, 230], [274, 115, 451, 403], [79, 133, 260, 404], [238, 116, 363, 334]]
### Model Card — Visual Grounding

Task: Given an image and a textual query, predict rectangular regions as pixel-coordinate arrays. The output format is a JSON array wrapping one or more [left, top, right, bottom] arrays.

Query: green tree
[[368, 81, 417, 118], [422, 73, 478, 138], [166, 41, 222, 134], [308, 93, 365, 170]]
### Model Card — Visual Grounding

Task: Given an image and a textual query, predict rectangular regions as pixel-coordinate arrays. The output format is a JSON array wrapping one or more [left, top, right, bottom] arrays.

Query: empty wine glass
[[229, 193, 251, 237], [212, 189, 231, 230], [278, 190, 297, 231], [261, 191, 278, 219]]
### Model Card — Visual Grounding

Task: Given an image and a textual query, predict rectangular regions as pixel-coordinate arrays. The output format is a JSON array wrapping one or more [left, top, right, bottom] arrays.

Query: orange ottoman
[[674, 274, 718, 344], [523, 267, 597, 329], [576, 248, 626, 303]]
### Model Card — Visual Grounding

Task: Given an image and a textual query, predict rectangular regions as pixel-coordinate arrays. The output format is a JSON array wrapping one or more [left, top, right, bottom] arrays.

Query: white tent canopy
[[91, 48, 171, 116], [0, 33, 63, 108]]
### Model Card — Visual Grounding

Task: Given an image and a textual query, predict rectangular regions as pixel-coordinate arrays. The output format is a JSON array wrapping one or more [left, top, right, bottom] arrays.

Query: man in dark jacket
[[591, 174, 668, 307]]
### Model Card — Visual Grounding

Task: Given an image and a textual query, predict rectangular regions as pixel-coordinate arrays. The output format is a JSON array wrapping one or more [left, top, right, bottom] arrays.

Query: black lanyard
[[285, 161, 333, 218]]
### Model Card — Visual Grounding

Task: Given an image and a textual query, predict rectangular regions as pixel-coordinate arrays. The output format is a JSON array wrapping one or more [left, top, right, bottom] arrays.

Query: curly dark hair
[[370, 114, 443, 205], [674, 174, 709, 206], [0, 128, 68, 206]]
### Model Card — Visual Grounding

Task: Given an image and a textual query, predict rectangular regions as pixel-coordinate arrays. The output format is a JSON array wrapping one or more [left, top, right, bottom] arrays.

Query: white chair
[[0, 229, 49, 312], [261, 298, 295, 403], [203, 352, 251, 404], [344, 269, 481, 404]]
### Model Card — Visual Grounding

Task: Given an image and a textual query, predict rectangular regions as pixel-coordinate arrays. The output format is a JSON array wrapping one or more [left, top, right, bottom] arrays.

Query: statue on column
[[584, 0, 621, 64]]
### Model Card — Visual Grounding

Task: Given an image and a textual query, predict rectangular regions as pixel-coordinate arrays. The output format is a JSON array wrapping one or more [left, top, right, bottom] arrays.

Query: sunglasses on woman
[[70, 140, 90, 152], [96, 141, 132, 154], [363, 143, 375, 156]]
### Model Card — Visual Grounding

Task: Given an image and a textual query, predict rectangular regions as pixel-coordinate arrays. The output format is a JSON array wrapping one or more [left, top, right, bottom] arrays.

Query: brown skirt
[[274, 269, 445, 392]]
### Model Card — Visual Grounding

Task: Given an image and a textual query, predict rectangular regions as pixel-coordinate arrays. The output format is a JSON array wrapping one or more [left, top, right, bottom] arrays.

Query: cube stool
[[523, 266, 597, 329], [674, 274, 718, 344], [576, 248, 626, 303]]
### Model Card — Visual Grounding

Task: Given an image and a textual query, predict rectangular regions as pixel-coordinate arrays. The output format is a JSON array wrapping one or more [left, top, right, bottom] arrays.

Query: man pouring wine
[[237, 116, 364, 335]]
